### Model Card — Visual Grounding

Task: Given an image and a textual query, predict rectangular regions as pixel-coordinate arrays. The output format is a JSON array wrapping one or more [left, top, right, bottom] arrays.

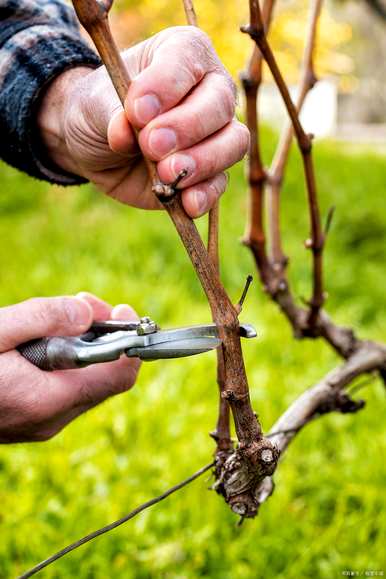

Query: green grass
[[0, 131, 385, 578]]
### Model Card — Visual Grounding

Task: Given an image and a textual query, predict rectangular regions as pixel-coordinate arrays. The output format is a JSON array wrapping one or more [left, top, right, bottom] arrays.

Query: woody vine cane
[[242, 0, 324, 329], [181, 0, 234, 476], [71, 0, 279, 519]]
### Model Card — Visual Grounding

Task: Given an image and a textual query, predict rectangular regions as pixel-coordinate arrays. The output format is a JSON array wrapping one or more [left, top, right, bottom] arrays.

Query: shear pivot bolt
[[137, 317, 157, 335]]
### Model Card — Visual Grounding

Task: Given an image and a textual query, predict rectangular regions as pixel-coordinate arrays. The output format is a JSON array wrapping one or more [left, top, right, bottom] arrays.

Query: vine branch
[[182, 0, 197, 26], [183, 0, 233, 455], [181, 0, 231, 453], [241, 0, 277, 286], [268, 0, 323, 268], [242, 0, 325, 325], [180, 0, 220, 273], [240, 0, 353, 353], [254, 341, 386, 509]]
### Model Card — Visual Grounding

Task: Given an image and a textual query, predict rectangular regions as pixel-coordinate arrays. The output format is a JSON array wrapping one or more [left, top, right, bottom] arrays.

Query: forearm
[[0, 0, 100, 184]]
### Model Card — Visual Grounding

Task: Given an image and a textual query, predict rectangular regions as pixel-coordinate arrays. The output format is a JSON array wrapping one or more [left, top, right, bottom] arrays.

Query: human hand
[[0, 293, 140, 443], [38, 26, 249, 218]]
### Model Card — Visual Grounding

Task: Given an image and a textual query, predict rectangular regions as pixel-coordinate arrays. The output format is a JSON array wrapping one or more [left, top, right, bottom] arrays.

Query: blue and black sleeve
[[0, 0, 100, 184]]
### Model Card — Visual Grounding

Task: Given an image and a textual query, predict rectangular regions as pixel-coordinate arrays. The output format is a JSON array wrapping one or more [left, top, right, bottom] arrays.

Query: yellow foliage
[[111, 0, 353, 84], [269, 4, 353, 81]]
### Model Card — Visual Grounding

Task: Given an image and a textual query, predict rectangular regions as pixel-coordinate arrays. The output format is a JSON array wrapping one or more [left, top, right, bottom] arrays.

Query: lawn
[[0, 131, 385, 578]]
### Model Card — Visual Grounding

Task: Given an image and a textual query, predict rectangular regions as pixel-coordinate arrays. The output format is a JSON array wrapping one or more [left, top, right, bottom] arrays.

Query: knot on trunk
[[213, 438, 279, 518], [316, 391, 366, 415]]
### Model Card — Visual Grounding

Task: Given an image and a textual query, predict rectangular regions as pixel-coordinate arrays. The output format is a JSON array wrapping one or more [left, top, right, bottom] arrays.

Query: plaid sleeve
[[0, 0, 101, 185]]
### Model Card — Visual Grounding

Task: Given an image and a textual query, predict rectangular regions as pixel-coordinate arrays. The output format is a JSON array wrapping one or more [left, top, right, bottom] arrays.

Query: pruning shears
[[17, 317, 257, 371]]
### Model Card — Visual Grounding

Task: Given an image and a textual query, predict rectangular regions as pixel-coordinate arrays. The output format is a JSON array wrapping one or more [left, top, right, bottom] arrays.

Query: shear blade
[[126, 337, 221, 360]]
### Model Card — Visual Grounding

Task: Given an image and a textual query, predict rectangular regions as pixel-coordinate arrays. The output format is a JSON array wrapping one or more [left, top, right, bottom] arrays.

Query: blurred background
[[111, 0, 386, 140], [1, 0, 386, 577]]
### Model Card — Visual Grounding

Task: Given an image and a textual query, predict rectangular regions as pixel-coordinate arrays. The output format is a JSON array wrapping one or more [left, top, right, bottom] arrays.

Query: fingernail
[[66, 298, 91, 327], [148, 128, 177, 158], [193, 190, 207, 216], [112, 304, 138, 320], [76, 291, 92, 299], [134, 94, 161, 124], [171, 154, 196, 180]]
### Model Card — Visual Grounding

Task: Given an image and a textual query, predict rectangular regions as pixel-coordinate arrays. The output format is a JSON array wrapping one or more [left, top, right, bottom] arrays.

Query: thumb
[[0, 297, 93, 352], [124, 27, 212, 127]]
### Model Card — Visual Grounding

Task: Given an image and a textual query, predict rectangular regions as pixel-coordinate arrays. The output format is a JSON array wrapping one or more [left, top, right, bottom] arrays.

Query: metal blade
[[143, 323, 257, 347], [126, 337, 221, 360]]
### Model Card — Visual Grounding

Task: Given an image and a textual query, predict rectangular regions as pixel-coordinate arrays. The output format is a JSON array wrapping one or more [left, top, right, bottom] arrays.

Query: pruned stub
[[213, 438, 280, 518]]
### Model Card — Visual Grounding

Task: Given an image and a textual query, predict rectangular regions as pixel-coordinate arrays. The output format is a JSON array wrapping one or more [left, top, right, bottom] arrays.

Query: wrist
[[37, 67, 93, 177]]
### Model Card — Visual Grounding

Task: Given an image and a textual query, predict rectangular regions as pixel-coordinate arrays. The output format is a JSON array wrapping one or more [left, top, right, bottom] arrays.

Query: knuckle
[[114, 361, 140, 394], [205, 152, 219, 176], [79, 380, 98, 406], [190, 62, 206, 85], [226, 73, 238, 101], [108, 379, 129, 396], [78, 361, 139, 407], [219, 82, 236, 120], [185, 26, 211, 47], [235, 122, 251, 156], [166, 26, 210, 45], [190, 110, 206, 139], [110, 362, 139, 395], [218, 172, 228, 190], [29, 299, 58, 330], [210, 173, 227, 196], [28, 297, 70, 332], [178, 27, 217, 70]]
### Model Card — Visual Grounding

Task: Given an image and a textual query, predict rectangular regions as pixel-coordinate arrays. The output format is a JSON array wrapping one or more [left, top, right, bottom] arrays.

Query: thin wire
[[18, 462, 214, 579]]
